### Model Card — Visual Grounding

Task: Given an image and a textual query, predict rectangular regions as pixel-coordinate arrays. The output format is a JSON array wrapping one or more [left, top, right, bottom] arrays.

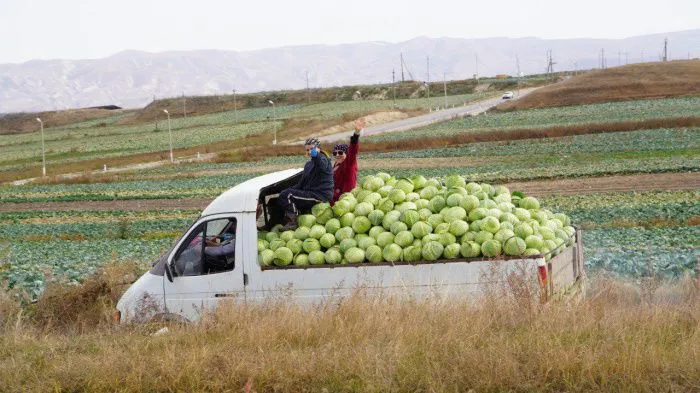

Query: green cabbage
[[460, 241, 481, 258], [308, 250, 326, 265], [294, 254, 310, 266], [258, 249, 275, 266], [421, 241, 444, 261], [443, 243, 461, 259], [302, 238, 321, 253], [324, 248, 342, 264], [324, 218, 341, 235], [365, 245, 383, 263], [273, 247, 294, 266], [352, 216, 372, 234], [345, 247, 366, 263], [481, 240, 502, 258], [319, 233, 336, 249], [309, 224, 326, 239], [382, 243, 403, 262], [394, 230, 415, 247]]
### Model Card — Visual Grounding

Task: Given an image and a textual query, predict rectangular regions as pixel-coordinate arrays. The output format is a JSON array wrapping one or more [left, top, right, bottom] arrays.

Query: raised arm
[[347, 118, 364, 162]]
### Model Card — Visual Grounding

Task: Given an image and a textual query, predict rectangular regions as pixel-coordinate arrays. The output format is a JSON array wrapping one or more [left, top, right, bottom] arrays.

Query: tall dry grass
[[0, 267, 697, 392]]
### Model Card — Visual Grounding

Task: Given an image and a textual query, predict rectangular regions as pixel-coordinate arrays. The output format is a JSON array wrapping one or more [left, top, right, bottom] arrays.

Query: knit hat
[[333, 144, 349, 154], [304, 137, 320, 147]]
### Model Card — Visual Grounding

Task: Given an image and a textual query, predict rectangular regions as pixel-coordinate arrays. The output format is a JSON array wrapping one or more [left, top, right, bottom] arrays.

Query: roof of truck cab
[[201, 168, 303, 216]]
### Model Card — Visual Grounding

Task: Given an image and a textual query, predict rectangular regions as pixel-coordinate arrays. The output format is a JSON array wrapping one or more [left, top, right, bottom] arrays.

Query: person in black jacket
[[279, 137, 334, 230]]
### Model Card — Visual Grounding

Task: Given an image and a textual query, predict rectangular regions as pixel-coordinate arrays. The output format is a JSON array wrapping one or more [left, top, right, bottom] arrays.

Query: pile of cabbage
[[258, 172, 575, 267]]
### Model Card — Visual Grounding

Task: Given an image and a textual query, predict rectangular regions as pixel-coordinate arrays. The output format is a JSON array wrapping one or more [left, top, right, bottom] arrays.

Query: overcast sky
[[1, 0, 698, 64]]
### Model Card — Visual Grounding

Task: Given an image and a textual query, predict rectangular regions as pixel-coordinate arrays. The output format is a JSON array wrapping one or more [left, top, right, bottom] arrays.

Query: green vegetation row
[[367, 96, 700, 142], [1, 190, 696, 298]]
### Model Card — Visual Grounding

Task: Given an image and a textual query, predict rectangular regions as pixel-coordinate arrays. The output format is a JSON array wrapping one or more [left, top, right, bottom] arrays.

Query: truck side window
[[172, 218, 237, 277]]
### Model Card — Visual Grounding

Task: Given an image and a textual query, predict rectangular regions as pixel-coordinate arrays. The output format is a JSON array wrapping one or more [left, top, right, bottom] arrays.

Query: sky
[[1, 0, 698, 64]]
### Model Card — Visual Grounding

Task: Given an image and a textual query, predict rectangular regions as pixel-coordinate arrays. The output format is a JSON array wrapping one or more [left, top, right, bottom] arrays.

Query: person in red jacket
[[331, 118, 364, 204]]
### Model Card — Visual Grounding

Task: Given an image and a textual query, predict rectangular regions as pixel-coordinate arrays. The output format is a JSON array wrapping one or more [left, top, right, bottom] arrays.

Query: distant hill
[[1, 29, 699, 113], [498, 60, 700, 110]]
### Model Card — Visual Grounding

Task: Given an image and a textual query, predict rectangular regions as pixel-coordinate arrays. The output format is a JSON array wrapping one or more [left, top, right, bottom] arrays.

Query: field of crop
[[367, 96, 700, 142], [0, 69, 698, 307], [0, 93, 494, 181]]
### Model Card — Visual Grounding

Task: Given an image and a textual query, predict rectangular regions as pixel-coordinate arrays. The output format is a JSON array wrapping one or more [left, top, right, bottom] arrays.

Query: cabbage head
[[481, 240, 502, 258], [368, 210, 385, 226], [309, 224, 326, 239], [273, 247, 294, 266], [400, 210, 421, 227], [286, 239, 304, 255], [339, 238, 358, 253], [504, 237, 526, 256], [382, 243, 403, 262], [324, 218, 341, 235], [460, 241, 481, 258], [294, 254, 310, 266], [324, 248, 342, 264], [365, 245, 383, 263], [411, 221, 433, 239], [258, 249, 275, 266], [421, 241, 444, 261], [319, 233, 336, 249], [352, 216, 372, 234], [339, 212, 355, 228], [335, 227, 355, 242], [376, 232, 395, 248], [312, 202, 334, 224], [394, 230, 415, 247], [443, 243, 461, 259], [345, 247, 365, 264]]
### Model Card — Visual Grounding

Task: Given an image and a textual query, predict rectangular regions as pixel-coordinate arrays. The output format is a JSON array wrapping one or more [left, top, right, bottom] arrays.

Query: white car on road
[[502, 91, 514, 99]]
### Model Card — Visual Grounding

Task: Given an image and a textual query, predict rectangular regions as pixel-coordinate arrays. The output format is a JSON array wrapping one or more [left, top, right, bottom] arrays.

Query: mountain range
[[1, 29, 698, 113]]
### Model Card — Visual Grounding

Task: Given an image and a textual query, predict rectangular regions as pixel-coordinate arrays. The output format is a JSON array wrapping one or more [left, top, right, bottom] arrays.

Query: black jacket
[[293, 150, 334, 201]]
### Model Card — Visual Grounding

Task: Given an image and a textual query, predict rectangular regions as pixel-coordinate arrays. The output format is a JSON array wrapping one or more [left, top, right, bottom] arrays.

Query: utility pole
[[232, 89, 238, 122], [153, 94, 158, 130], [516, 55, 521, 96], [392, 68, 396, 106], [663, 37, 668, 62], [305, 71, 310, 105], [400, 53, 405, 82], [443, 71, 447, 109], [426, 56, 430, 99], [546, 50, 555, 78], [475, 54, 479, 83], [600, 48, 606, 69], [182, 92, 187, 119]]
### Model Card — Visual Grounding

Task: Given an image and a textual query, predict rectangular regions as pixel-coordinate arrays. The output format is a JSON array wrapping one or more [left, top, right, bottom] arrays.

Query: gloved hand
[[311, 146, 318, 158]]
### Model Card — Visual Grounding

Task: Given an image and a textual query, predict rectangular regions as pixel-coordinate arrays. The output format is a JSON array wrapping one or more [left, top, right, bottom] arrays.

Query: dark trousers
[[279, 188, 324, 214]]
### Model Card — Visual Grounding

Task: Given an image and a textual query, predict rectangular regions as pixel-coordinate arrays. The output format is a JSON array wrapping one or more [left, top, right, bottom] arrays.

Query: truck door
[[163, 214, 245, 321]]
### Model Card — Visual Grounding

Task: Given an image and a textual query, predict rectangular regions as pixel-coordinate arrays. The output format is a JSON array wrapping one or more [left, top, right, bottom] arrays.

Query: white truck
[[116, 169, 585, 323]]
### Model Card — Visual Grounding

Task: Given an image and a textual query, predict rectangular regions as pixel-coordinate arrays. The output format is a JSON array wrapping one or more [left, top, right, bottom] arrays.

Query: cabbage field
[[0, 92, 697, 299]]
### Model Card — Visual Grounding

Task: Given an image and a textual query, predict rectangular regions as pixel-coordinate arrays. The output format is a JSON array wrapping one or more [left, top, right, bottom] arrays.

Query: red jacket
[[332, 133, 359, 203]]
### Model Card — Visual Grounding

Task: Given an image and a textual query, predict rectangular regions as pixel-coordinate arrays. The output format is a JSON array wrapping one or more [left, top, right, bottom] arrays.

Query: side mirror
[[165, 261, 174, 282]]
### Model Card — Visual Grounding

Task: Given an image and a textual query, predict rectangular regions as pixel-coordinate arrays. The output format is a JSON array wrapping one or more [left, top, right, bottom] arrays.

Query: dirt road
[[316, 88, 539, 144], [1, 172, 696, 213]]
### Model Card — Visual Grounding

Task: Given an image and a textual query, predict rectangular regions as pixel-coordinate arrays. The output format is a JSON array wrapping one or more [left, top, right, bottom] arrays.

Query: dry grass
[[0, 108, 131, 134], [0, 268, 697, 392], [498, 60, 700, 111]]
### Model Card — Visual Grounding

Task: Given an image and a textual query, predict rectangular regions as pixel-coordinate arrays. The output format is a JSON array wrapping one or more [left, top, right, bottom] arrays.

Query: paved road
[[317, 88, 538, 144]]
